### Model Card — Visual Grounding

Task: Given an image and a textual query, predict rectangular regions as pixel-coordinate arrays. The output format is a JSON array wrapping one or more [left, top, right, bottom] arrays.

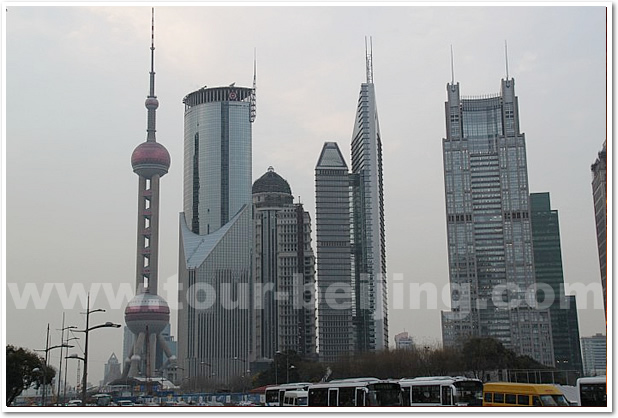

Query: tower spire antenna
[[450, 44, 455, 85], [145, 7, 158, 142], [250, 47, 257, 123], [365, 36, 373, 84], [504, 40, 510, 80]]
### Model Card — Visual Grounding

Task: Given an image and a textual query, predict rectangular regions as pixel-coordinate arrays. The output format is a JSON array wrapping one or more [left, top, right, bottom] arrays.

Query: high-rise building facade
[[177, 83, 255, 385], [350, 39, 388, 352], [440, 77, 554, 366], [315, 142, 354, 362], [580, 333, 606, 377], [394, 332, 414, 350], [591, 141, 607, 315], [252, 167, 317, 360], [530, 192, 583, 375]]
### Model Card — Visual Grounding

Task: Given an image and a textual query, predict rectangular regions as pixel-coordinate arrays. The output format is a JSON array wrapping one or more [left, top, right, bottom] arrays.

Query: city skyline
[[4, 5, 608, 385]]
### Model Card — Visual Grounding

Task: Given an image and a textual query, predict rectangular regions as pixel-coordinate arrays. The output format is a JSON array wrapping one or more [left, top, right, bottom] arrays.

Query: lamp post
[[65, 353, 85, 400], [62, 338, 80, 403], [76, 293, 121, 403], [57, 315, 78, 405], [35, 325, 74, 406]]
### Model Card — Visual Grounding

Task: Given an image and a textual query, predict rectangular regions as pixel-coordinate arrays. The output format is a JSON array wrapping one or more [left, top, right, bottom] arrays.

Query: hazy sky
[[4, 4, 609, 385]]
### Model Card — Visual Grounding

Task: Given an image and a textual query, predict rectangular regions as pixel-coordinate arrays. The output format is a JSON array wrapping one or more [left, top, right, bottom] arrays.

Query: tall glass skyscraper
[[315, 142, 354, 362], [590, 141, 607, 315], [441, 77, 554, 366], [530, 192, 583, 375], [350, 39, 388, 352], [177, 85, 254, 385]]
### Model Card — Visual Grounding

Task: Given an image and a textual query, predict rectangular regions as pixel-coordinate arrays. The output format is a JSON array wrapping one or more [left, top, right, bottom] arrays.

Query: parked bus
[[282, 390, 308, 406], [399, 376, 483, 406], [576, 376, 606, 406], [483, 382, 570, 406], [308, 377, 403, 407], [264, 383, 311, 406]]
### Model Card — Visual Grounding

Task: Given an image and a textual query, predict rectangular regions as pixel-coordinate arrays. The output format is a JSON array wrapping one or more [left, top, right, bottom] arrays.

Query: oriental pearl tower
[[122, 8, 175, 379]]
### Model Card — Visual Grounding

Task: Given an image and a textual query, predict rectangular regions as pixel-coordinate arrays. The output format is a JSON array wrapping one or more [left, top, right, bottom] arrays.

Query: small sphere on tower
[[131, 141, 170, 178], [145, 97, 159, 110]]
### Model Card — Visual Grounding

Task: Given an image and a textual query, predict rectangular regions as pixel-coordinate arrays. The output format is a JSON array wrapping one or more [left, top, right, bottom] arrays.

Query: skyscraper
[[177, 80, 256, 384], [530, 192, 583, 375], [440, 76, 554, 366], [591, 141, 607, 315], [580, 333, 607, 377], [122, 9, 175, 380], [315, 142, 354, 362], [252, 167, 317, 360], [350, 38, 388, 352]]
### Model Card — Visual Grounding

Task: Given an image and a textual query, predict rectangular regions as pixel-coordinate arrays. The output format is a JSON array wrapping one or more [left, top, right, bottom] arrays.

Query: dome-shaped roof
[[131, 141, 171, 178], [252, 167, 292, 195], [124, 292, 170, 334]]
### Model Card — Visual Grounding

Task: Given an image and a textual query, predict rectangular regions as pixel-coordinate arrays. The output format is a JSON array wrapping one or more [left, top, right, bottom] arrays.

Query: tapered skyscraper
[[440, 76, 554, 366], [315, 142, 354, 362], [123, 9, 176, 380], [350, 38, 387, 351], [177, 78, 256, 384], [590, 141, 607, 315]]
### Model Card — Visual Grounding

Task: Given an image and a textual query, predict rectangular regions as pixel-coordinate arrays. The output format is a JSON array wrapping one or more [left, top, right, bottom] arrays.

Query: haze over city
[[4, 4, 608, 386]]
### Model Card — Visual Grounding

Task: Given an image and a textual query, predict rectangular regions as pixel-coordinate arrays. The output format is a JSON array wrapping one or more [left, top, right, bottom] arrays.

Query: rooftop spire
[[504, 40, 510, 80], [250, 48, 257, 123], [145, 7, 158, 142], [450, 44, 455, 85], [365, 36, 373, 84]]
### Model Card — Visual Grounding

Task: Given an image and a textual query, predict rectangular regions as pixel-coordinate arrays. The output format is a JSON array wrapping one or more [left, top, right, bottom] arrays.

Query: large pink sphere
[[124, 293, 170, 335], [131, 141, 170, 178]]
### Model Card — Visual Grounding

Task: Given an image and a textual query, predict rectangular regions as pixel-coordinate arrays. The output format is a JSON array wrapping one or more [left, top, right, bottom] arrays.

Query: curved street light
[[75, 293, 121, 403]]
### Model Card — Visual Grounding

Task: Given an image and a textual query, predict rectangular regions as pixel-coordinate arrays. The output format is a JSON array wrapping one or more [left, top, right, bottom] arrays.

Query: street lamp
[[61, 336, 79, 405], [35, 324, 74, 406], [57, 314, 78, 405], [65, 353, 84, 401], [76, 293, 121, 403]]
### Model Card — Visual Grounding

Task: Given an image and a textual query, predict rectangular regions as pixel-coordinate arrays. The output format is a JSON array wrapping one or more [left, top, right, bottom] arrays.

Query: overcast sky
[[4, 4, 609, 385]]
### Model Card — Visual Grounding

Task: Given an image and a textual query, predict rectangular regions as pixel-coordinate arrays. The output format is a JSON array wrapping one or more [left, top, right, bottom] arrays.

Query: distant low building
[[394, 332, 414, 350], [581, 333, 606, 377]]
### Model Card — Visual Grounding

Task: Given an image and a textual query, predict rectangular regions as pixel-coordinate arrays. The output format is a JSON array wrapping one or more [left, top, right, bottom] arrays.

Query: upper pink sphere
[[131, 141, 170, 178]]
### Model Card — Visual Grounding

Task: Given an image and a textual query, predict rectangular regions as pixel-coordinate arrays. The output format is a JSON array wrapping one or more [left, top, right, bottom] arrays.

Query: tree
[[6, 345, 55, 406], [461, 337, 512, 381]]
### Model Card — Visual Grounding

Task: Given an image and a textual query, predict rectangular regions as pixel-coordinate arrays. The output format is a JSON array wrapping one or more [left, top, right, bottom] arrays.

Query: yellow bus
[[483, 382, 570, 407]]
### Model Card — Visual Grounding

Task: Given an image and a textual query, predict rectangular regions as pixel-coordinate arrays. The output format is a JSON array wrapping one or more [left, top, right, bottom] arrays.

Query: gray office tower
[[315, 142, 354, 362], [530, 192, 583, 375], [177, 80, 256, 385], [440, 76, 555, 367], [350, 38, 388, 352], [253, 167, 317, 360], [590, 141, 607, 315]]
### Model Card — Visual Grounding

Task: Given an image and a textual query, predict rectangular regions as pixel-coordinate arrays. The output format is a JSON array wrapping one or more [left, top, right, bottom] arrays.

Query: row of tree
[[252, 337, 550, 388]]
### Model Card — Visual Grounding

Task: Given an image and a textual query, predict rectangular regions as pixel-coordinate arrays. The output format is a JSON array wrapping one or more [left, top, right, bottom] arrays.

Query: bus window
[[328, 389, 338, 406], [402, 387, 411, 406], [442, 387, 452, 405], [355, 389, 365, 407], [494, 393, 504, 403], [412, 385, 440, 404], [505, 394, 517, 404], [339, 387, 355, 406], [533, 396, 541, 406], [517, 395, 530, 406], [309, 388, 328, 406], [484, 393, 492, 403]]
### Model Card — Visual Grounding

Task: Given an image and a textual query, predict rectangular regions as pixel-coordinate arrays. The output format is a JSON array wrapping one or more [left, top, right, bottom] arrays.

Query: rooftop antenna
[[504, 40, 510, 80], [146, 7, 158, 142], [450, 44, 455, 85], [250, 47, 257, 123], [365, 36, 373, 84]]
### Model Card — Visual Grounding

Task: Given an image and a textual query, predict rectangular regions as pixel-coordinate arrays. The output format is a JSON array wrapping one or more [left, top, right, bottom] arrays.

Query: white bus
[[282, 390, 308, 406], [399, 376, 484, 406], [576, 376, 606, 406], [307, 377, 403, 407], [264, 382, 311, 406]]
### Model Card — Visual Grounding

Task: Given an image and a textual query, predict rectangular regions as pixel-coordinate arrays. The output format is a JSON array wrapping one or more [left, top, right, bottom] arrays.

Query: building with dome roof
[[252, 167, 317, 361]]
